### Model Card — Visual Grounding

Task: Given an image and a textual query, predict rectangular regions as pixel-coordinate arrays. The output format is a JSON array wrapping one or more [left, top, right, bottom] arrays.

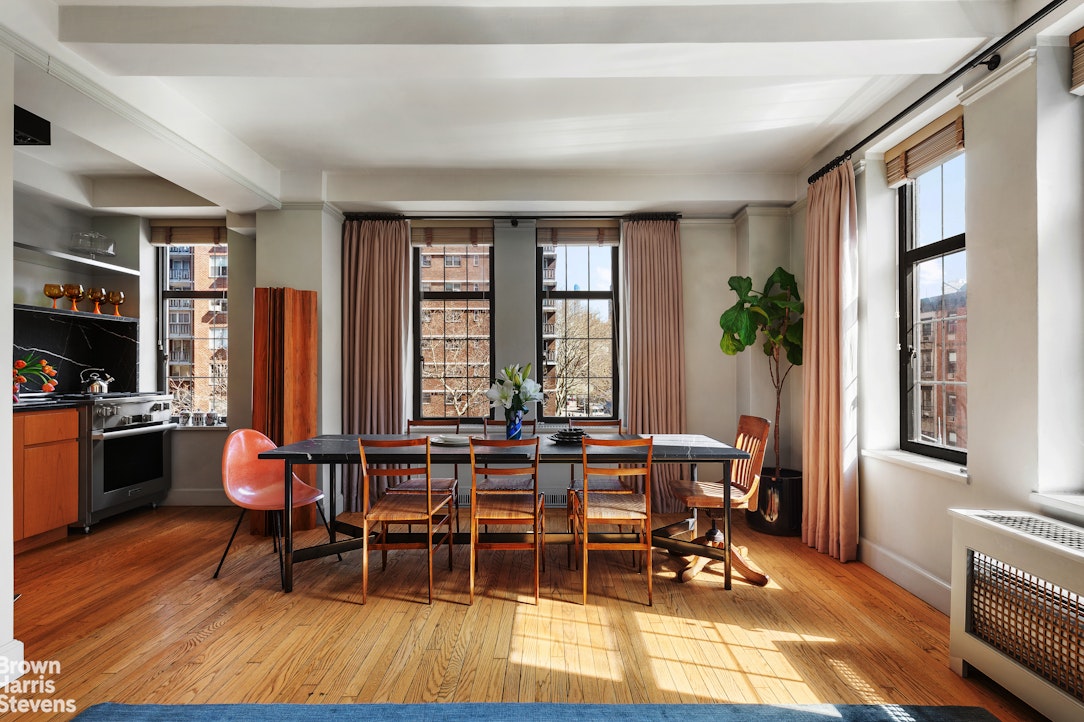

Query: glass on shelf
[[88, 287, 107, 314], [43, 284, 64, 309], [62, 283, 85, 312], [107, 290, 125, 317]]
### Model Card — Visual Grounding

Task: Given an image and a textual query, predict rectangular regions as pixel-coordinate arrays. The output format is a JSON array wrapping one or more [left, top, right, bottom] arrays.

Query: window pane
[[941, 155, 965, 238], [538, 242, 617, 421], [163, 244, 228, 418], [906, 249, 966, 452], [415, 246, 492, 419]]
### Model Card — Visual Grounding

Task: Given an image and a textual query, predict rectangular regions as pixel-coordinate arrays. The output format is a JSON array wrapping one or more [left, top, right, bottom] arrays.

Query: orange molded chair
[[213, 429, 332, 586]]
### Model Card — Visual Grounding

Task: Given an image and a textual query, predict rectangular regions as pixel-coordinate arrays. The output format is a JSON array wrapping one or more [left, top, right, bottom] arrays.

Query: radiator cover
[[950, 509, 1084, 722]]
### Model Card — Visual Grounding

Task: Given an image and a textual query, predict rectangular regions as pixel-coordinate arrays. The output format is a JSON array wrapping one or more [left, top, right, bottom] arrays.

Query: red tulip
[[14, 360, 26, 369]]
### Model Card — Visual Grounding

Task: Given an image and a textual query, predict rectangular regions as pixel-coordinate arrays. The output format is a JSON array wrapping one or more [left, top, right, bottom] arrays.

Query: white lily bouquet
[[486, 362, 543, 439]]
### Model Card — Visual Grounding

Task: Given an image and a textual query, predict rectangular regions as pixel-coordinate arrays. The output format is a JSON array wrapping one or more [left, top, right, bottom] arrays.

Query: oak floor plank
[[7, 506, 1047, 721]]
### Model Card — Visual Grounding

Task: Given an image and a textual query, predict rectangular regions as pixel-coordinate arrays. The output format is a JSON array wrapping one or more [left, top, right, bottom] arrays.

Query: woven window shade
[[409, 220, 494, 247], [535, 220, 619, 246], [150, 220, 226, 246], [1071, 27, 1084, 95], [884, 107, 964, 188]]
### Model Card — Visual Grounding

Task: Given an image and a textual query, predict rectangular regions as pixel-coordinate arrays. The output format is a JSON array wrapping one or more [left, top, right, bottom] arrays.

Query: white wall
[[680, 219, 739, 482], [2, 45, 27, 685], [840, 47, 1084, 614]]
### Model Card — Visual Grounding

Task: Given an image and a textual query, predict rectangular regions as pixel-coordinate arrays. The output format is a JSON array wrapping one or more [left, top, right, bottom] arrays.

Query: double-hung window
[[154, 221, 229, 420], [412, 222, 494, 420], [894, 110, 966, 464], [536, 223, 620, 422]]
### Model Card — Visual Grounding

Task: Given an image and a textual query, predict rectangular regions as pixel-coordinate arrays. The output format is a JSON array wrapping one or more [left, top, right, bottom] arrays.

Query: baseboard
[[162, 488, 230, 506], [0, 638, 26, 686], [859, 537, 951, 614]]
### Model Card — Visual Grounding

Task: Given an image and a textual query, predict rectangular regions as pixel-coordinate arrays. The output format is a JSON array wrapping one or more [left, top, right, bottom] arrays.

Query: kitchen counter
[[13, 397, 88, 411]]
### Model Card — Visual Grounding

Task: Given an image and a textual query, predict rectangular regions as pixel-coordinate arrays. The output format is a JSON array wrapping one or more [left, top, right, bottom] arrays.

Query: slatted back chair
[[358, 436, 454, 604], [731, 415, 771, 512], [468, 437, 544, 605], [572, 436, 654, 606], [396, 418, 463, 532]]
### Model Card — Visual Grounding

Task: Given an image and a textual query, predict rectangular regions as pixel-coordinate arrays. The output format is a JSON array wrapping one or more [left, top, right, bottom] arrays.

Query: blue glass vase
[[506, 409, 524, 440]]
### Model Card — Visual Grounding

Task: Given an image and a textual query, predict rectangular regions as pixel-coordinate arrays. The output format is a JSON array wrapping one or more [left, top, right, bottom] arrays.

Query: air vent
[[950, 509, 1084, 720], [14, 105, 50, 146]]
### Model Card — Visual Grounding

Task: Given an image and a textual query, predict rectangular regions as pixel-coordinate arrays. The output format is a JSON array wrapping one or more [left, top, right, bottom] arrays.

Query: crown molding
[[0, 23, 281, 211], [958, 49, 1038, 106]]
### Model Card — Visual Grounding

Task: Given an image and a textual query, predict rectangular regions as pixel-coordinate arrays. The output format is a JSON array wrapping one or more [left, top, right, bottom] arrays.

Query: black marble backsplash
[[14, 305, 138, 394]]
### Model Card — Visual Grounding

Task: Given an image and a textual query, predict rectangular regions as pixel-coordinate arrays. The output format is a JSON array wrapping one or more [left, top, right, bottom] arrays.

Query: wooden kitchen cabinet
[[13, 407, 80, 551]]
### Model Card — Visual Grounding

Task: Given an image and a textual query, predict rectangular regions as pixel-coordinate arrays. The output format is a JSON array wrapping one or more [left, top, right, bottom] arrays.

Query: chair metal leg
[[272, 510, 286, 590], [212, 508, 247, 579]]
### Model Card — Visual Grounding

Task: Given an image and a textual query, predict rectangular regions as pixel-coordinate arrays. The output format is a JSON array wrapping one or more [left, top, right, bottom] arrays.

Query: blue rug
[[73, 702, 1000, 721]]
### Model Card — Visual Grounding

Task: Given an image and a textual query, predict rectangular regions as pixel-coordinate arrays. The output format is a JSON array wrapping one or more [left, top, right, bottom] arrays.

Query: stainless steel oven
[[71, 393, 176, 531]]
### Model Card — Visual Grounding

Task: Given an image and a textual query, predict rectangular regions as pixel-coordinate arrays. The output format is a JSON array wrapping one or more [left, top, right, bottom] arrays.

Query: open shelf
[[14, 241, 140, 276]]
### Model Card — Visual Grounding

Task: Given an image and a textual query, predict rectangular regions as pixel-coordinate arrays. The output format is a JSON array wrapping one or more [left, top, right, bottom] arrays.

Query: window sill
[[861, 449, 969, 484], [1031, 493, 1084, 526]]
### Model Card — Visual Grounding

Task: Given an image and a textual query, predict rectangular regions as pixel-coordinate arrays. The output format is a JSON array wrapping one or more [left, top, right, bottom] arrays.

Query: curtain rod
[[807, 0, 1069, 185]]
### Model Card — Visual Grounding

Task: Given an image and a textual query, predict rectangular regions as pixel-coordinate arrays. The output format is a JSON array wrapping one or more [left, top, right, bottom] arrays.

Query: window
[[536, 224, 619, 422], [899, 152, 966, 463], [412, 223, 494, 420], [158, 230, 229, 419]]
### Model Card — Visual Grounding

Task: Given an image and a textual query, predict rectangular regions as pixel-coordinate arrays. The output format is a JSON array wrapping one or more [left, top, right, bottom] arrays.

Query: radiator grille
[[967, 550, 1084, 701], [973, 513, 1084, 550]]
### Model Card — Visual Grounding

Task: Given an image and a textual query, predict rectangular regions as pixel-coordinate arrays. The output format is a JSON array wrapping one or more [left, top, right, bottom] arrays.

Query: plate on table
[[431, 435, 471, 447], [549, 432, 588, 446]]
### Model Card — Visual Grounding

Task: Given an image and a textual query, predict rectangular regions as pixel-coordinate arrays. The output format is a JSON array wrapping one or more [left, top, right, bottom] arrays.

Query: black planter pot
[[746, 468, 802, 536]]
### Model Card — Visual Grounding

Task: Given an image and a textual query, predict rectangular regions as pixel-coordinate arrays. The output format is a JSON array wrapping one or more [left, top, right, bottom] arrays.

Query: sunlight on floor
[[507, 602, 625, 683], [635, 611, 839, 701]]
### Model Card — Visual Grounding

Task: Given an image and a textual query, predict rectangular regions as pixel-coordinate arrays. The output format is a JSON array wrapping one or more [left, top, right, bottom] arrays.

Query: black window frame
[[897, 169, 966, 465], [412, 245, 495, 422], [535, 244, 620, 424]]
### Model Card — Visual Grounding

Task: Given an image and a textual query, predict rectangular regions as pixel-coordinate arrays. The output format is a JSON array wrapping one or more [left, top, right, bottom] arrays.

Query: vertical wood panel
[[251, 287, 319, 530]]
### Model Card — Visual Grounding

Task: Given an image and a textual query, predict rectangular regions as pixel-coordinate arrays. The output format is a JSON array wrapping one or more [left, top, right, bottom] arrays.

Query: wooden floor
[[10, 506, 1045, 721]]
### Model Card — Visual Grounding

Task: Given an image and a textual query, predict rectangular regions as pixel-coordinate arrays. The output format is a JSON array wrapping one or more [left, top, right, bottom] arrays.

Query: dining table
[[258, 432, 751, 593]]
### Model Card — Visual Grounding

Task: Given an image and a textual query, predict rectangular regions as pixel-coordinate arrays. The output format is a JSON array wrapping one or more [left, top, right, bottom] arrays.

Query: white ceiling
[[5, 1, 1083, 218]]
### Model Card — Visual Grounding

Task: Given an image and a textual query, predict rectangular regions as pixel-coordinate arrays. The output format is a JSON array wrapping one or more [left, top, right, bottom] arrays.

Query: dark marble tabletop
[[258, 432, 748, 465]]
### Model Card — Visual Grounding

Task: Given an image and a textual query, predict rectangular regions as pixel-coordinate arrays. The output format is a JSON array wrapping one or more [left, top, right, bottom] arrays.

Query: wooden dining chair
[[390, 418, 462, 532], [677, 415, 771, 583], [564, 418, 626, 566], [358, 436, 454, 604], [571, 436, 654, 605], [468, 437, 545, 604]]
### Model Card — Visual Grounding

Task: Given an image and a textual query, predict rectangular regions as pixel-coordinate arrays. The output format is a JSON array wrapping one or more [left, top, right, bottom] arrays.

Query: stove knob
[[95, 405, 117, 418]]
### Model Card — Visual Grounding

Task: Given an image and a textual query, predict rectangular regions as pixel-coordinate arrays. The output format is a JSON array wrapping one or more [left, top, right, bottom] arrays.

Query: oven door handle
[[92, 423, 178, 442]]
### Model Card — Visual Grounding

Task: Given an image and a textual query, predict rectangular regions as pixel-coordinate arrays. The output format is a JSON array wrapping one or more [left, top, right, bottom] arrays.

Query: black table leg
[[724, 459, 732, 590], [283, 459, 294, 593]]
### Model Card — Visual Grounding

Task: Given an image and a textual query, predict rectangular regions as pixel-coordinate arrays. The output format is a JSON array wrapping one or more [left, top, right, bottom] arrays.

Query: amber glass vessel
[[43, 284, 64, 309], [62, 283, 85, 311], [107, 290, 125, 317]]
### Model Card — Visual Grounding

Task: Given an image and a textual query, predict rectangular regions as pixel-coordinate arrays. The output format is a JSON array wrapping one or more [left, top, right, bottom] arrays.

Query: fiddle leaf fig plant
[[719, 266, 804, 477]]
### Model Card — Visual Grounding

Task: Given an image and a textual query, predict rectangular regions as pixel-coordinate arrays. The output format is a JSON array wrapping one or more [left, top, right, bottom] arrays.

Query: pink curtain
[[623, 217, 687, 513], [342, 217, 410, 510], [803, 162, 860, 561]]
